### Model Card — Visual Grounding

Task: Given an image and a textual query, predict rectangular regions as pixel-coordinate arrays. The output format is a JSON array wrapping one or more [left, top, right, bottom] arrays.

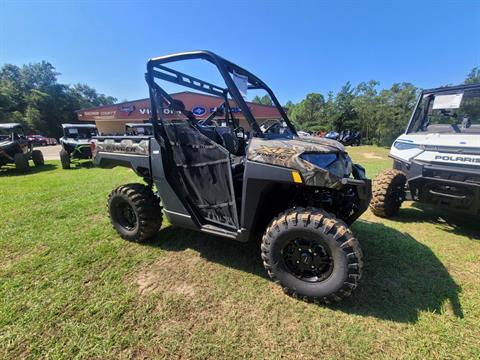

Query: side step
[[200, 224, 240, 240]]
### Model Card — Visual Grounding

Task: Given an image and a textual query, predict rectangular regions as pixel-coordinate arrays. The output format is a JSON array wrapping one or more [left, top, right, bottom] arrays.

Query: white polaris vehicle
[[371, 83, 480, 217]]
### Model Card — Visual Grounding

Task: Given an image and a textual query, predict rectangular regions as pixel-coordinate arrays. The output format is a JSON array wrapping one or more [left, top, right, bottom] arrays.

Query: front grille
[[74, 145, 92, 158], [424, 168, 480, 185]]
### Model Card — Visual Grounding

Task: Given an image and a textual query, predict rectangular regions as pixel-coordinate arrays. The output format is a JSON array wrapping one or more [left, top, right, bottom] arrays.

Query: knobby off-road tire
[[32, 150, 44, 166], [108, 183, 163, 242], [60, 149, 70, 169], [370, 169, 407, 218], [14, 153, 29, 171], [261, 207, 363, 304]]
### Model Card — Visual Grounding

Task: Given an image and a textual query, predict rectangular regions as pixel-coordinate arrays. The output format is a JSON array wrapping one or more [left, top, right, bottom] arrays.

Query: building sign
[[212, 106, 243, 113], [76, 92, 280, 122], [192, 106, 206, 116], [118, 104, 136, 115]]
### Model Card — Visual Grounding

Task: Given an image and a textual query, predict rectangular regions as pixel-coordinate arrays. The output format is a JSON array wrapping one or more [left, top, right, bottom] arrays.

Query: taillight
[[90, 141, 96, 154]]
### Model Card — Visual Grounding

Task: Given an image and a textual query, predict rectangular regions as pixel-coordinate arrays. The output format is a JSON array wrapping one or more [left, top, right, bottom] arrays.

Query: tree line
[[0, 61, 116, 138], [1, 60, 479, 143], [254, 67, 479, 146]]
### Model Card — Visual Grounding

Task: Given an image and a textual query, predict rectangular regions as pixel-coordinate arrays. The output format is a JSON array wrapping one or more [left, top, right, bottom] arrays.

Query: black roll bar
[[145, 50, 298, 137]]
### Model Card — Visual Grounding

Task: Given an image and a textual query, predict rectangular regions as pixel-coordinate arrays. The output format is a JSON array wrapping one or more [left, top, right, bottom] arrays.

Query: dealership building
[[76, 91, 281, 134]]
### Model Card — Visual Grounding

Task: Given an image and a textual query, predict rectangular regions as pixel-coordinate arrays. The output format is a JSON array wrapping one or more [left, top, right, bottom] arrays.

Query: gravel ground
[[34, 145, 61, 160]]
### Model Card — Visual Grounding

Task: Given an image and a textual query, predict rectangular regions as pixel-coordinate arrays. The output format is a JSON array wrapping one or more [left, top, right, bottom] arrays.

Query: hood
[[392, 133, 480, 165], [295, 135, 346, 152], [62, 138, 92, 145], [0, 140, 13, 149], [398, 133, 480, 150], [247, 136, 350, 188]]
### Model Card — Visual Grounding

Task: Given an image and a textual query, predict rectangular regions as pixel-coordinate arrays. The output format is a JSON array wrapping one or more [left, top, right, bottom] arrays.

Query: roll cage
[[145, 50, 297, 138]]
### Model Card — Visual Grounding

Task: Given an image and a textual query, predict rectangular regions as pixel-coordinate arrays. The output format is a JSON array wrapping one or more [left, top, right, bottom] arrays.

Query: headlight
[[300, 153, 337, 168], [394, 141, 422, 151]]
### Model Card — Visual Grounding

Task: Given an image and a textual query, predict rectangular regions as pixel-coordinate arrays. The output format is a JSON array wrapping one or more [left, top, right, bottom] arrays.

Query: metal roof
[[125, 123, 152, 127], [62, 123, 97, 128], [423, 82, 480, 94], [0, 123, 22, 129]]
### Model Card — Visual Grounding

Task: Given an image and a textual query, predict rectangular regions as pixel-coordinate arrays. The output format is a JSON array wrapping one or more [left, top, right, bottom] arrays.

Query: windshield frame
[[63, 127, 98, 139], [406, 83, 480, 134], [0, 128, 12, 139]]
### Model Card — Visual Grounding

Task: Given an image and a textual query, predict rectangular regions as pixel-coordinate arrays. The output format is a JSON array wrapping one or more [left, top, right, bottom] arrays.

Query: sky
[[1, 0, 479, 104]]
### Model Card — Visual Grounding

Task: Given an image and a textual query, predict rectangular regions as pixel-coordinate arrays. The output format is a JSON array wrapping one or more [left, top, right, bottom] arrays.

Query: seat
[[215, 127, 240, 155], [197, 125, 223, 144]]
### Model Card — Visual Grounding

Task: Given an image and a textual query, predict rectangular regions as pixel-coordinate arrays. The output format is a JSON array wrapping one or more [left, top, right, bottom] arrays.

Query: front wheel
[[108, 183, 163, 242], [14, 153, 29, 172], [32, 150, 44, 166], [60, 149, 70, 169], [370, 169, 407, 218], [261, 207, 363, 304]]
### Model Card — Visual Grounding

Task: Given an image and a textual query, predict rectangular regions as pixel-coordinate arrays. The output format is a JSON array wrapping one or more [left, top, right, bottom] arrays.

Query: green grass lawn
[[1, 146, 479, 359]]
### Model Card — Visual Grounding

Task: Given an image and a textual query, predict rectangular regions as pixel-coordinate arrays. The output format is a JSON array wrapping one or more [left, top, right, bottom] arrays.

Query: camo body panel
[[247, 136, 349, 188]]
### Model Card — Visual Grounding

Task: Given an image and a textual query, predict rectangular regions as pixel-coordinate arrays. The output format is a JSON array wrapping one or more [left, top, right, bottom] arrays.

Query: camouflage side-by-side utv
[[0, 123, 44, 172], [59, 124, 98, 169], [92, 51, 371, 304]]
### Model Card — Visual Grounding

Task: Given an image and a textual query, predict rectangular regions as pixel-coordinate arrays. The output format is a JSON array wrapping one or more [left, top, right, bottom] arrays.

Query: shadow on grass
[[0, 163, 57, 176], [337, 220, 463, 322], [147, 226, 266, 278], [66, 161, 95, 170], [145, 220, 463, 323], [394, 203, 479, 241]]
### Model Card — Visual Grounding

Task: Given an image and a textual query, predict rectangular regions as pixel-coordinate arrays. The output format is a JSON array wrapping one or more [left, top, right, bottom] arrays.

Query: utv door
[[160, 118, 239, 230]]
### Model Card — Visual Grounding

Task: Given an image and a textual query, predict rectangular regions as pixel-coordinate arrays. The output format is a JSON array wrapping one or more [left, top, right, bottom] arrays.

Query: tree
[[375, 83, 418, 146], [0, 61, 116, 137], [353, 80, 379, 144], [289, 93, 325, 131], [332, 82, 357, 132], [465, 67, 480, 84], [0, 64, 25, 120], [252, 94, 273, 106]]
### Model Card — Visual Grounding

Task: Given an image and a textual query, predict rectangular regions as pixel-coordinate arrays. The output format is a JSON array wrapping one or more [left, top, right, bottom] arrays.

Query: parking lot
[[34, 145, 61, 160]]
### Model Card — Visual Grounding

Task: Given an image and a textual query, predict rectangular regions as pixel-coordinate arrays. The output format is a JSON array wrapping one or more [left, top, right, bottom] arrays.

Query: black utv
[[93, 51, 371, 303], [59, 124, 98, 169], [0, 123, 44, 171]]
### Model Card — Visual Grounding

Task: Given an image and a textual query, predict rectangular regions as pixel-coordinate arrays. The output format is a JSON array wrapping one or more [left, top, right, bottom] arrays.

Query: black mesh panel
[[163, 120, 237, 228]]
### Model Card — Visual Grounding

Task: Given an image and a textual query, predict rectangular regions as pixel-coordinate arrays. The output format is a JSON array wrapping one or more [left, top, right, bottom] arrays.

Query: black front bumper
[[394, 159, 480, 216], [65, 144, 92, 159], [343, 164, 372, 224]]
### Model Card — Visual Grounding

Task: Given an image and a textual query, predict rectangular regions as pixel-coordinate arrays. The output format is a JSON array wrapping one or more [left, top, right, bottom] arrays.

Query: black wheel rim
[[390, 184, 404, 205], [282, 237, 333, 282], [114, 201, 138, 231]]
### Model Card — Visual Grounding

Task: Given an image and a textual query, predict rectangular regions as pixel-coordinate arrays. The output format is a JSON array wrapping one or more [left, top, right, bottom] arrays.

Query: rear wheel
[[261, 207, 363, 304], [370, 169, 407, 217], [32, 150, 44, 166], [108, 183, 163, 242], [60, 149, 70, 169], [14, 153, 29, 172]]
